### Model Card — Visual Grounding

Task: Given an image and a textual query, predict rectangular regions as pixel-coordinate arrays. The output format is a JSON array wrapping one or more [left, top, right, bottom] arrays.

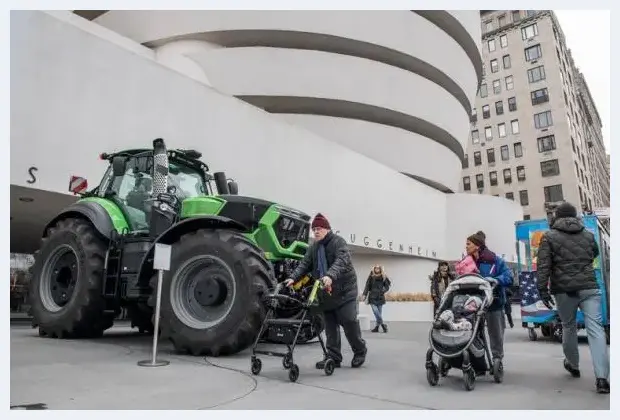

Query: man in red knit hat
[[285, 213, 367, 368]]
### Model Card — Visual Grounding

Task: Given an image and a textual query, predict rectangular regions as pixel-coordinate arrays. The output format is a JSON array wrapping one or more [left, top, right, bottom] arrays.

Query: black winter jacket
[[289, 231, 358, 310], [536, 217, 599, 294], [363, 272, 391, 305]]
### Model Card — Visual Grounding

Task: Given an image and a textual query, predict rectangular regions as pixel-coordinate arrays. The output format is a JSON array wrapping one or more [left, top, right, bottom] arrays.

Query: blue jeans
[[370, 304, 384, 326], [555, 289, 609, 380]]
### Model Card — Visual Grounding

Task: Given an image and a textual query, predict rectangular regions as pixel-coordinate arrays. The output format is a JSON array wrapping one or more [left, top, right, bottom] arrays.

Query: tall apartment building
[[460, 10, 610, 220]]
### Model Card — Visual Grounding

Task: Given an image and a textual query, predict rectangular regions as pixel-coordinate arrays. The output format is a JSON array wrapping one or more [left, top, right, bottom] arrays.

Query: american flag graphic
[[519, 271, 556, 322], [519, 272, 541, 306]]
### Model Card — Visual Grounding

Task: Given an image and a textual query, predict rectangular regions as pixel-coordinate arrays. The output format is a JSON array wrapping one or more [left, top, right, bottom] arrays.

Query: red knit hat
[[311, 213, 331, 230]]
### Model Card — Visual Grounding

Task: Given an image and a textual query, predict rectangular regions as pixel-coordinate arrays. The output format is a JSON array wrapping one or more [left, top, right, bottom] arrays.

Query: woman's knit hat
[[467, 231, 486, 248]]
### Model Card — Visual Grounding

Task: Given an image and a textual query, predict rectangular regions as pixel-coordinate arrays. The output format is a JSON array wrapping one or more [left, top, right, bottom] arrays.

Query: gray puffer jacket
[[536, 217, 599, 294]]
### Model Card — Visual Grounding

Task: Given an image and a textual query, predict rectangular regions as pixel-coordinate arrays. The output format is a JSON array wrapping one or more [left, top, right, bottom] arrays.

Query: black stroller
[[250, 277, 335, 382], [425, 274, 503, 391]]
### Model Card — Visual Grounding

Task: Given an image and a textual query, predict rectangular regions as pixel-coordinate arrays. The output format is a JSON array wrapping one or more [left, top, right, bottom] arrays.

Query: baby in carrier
[[434, 294, 483, 331]]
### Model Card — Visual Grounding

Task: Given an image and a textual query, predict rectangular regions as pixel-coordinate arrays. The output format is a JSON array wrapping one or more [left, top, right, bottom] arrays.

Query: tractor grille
[[274, 215, 309, 249]]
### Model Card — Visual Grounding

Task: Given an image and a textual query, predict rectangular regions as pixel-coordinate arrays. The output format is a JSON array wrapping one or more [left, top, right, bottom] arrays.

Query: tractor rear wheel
[[30, 218, 113, 338], [150, 228, 275, 356]]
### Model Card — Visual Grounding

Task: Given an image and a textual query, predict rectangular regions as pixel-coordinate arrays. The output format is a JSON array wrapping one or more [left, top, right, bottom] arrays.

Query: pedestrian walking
[[429, 261, 455, 314], [536, 201, 610, 394], [361, 265, 391, 333], [465, 231, 513, 367], [285, 213, 367, 369]]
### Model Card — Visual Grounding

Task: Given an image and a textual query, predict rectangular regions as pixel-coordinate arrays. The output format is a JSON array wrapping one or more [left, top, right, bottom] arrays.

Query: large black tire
[[29, 218, 114, 338], [149, 229, 275, 356]]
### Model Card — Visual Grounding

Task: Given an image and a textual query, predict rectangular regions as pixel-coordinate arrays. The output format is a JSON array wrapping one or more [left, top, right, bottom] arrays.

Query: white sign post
[[138, 243, 172, 368]]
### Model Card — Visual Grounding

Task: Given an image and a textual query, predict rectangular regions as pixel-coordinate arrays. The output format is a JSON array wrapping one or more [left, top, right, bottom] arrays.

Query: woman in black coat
[[362, 265, 392, 333]]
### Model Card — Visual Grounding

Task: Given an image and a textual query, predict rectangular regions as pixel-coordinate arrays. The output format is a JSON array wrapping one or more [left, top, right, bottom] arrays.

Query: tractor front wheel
[[30, 218, 113, 338], [150, 229, 274, 356]]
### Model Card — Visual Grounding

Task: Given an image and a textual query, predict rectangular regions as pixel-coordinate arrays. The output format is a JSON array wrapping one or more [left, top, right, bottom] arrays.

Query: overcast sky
[[554, 10, 610, 153]]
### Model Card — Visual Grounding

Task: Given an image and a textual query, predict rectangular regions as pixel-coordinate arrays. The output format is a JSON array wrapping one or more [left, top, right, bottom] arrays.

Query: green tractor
[[29, 138, 314, 356]]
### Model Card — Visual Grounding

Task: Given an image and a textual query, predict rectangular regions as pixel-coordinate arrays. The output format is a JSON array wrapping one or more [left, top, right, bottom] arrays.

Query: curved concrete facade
[[10, 10, 522, 298]]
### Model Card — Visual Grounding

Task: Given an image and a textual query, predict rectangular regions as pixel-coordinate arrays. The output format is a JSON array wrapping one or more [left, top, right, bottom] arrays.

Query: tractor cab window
[[167, 161, 207, 200], [110, 156, 153, 232]]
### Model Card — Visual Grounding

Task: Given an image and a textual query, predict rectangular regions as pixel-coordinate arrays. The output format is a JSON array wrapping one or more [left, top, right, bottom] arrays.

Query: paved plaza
[[10, 322, 610, 410]]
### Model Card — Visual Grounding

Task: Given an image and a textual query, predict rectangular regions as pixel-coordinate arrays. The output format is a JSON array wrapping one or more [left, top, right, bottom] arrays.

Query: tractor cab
[[71, 139, 239, 238]]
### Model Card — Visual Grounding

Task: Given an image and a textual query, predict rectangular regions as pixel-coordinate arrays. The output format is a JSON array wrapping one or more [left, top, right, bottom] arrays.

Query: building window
[[503, 54, 511, 69], [470, 107, 477, 123], [511, 119, 520, 134], [490, 59, 499, 73], [531, 88, 550, 105], [514, 142, 523, 157], [508, 96, 517, 111], [490, 171, 498, 186], [474, 151, 482, 166], [524, 44, 543, 62], [463, 176, 471, 191], [519, 190, 529, 206], [512, 10, 521, 22], [462, 154, 469, 169], [504, 75, 514, 90], [484, 20, 493, 33], [527, 65, 546, 83], [495, 101, 504, 115], [537, 135, 556, 152], [521, 23, 539, 40], [498, 15, 507, 27], [506, 192, 514, 200], [534, 110, 554, 129], [503, 168, 512, 184], [480, 83, 488, 98], [517, 165, 526, 181], [482, 104, 491, 119], [500, 34, 508, 48], [485, 126, 493, 141], [488, 39, 496, 52], [492, 79, 501, 94], [544, 184, 564, 202], [524, 214, 531, 220], [498, 122, 507, 138], [487, 148, 496, 164], [501, 145, 510, 161], [476, 174, 484, 190], [472, 130, 480, 144], [541, 159, 560, 177], [526, 10, 537, 17]]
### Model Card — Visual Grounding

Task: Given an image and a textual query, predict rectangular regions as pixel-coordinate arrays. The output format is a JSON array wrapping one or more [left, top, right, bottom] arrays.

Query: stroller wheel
[[288, 364, 300, 382], [463, 369, 476, 391], [426, 363, 439, 387], [492, 359, 504, 383], [324, 358, 335, 376], [438, 357, 450, 377], [282, 353, 293, 369], [250, 357, 262, 376]]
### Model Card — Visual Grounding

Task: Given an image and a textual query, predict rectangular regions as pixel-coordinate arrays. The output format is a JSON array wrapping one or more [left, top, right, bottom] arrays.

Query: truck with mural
[[514, 211, 610, 343]]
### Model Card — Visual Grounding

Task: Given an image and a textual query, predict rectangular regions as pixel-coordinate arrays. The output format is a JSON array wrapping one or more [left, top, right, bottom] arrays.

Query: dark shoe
[[316, 359, 341, 369], [351, 351, 367, 368], [381, 323, 388, 333], [371, 326, 379, 333], [596, 378, 610, 394], [563, 359, 581, 378]]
